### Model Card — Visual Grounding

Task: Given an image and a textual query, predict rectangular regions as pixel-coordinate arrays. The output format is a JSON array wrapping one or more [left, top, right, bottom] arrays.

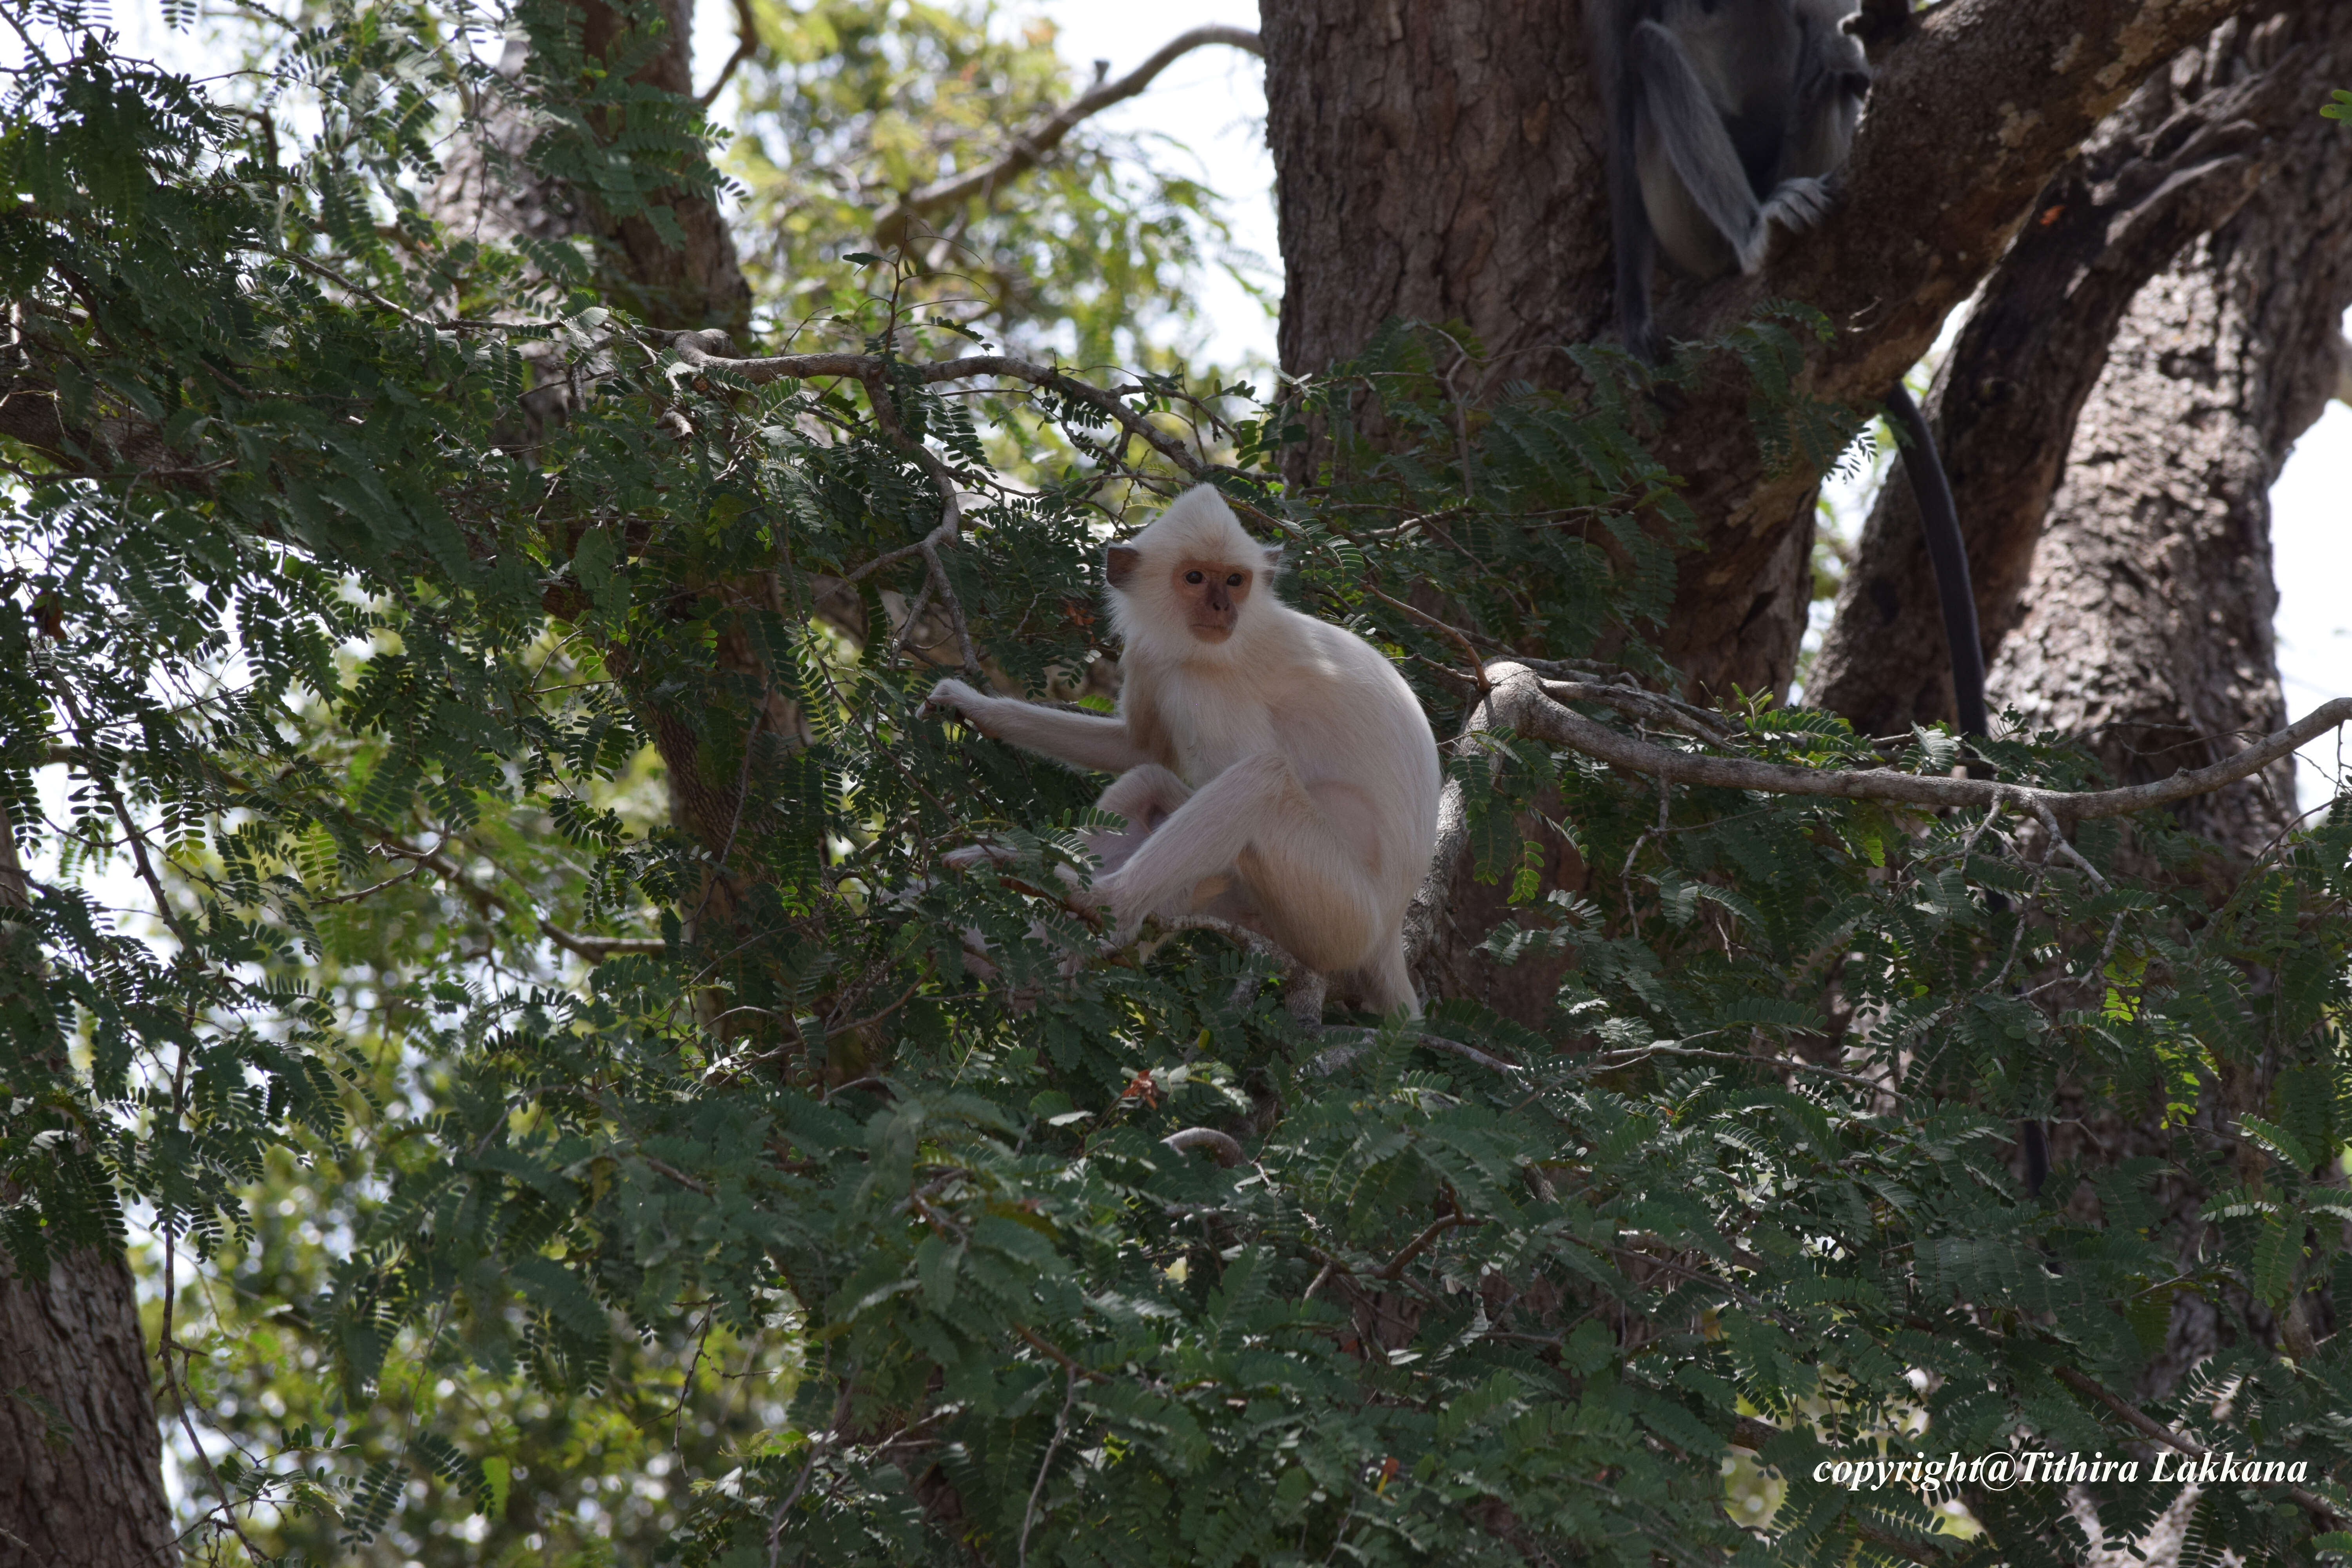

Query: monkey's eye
[[1225, 573, 1243, 587], [1184, 570, 1204, 584]]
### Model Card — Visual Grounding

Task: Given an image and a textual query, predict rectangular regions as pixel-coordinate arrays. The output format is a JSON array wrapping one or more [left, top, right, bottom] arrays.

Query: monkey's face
[[1172, 557, 1254, 643]]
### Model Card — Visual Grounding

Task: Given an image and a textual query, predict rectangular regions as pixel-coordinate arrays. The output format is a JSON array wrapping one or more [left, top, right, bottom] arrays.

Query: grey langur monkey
[[927, 487, 1442, 1017], [1588, 0, 1988, 737], [1592, 0, 2034, 1190]]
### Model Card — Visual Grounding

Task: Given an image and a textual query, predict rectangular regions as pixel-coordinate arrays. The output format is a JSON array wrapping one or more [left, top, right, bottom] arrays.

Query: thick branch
[[694, 0, 758, 108], [1161, 1128, 1245, 1168], [873, 26, 1263, 252], [1475, 663, 2350, 824]]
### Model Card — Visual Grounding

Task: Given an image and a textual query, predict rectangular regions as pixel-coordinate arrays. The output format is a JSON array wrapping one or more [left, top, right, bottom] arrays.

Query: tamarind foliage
[[3, 9, 2350, 1566]]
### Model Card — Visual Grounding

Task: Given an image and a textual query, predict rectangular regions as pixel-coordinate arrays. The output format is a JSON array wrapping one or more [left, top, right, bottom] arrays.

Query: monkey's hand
[[924, 677, 995, 734], [1755, 174, 1839, 255]]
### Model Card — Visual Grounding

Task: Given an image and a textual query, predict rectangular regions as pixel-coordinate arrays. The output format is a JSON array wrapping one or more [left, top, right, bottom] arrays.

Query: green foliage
[[2325, 88, 2351, 124], [727, 0, 1264, 372], [4, 8, 2352, 1568]]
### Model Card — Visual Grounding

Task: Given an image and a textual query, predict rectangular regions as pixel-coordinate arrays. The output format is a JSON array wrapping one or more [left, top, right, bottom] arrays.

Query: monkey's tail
[[1885, 383, 1988, 739], [1889, 386, 2049, 1191]]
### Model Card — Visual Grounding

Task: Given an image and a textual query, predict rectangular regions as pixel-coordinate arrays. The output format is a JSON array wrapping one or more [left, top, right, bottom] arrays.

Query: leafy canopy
[[3, 7, 2351, 1568]]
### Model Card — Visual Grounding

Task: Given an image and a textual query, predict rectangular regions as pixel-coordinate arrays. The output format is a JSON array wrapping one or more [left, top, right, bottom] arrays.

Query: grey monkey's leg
[[1629, 20, 1772, 272]]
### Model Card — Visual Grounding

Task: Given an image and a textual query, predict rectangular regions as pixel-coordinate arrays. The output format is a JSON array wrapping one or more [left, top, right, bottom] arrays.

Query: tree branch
[[1477, 662, 2351, 824], [373, 834, 667, 963], [1161, 1127, 1245, 1168], [2052, 1365, 2350, 1530], [664, 334, 1208, 477], [694, 0, 759, 109], [873, 26, 1263, 252]]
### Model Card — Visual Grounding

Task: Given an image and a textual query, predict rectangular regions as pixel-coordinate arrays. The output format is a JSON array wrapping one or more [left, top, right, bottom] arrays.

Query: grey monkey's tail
[[1887, 386, 2049, 1196], [1884, 383, 1988, 738]]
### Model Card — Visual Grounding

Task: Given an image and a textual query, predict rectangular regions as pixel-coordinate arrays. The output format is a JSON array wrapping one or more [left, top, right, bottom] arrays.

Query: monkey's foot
[[941, 840, 1106, 910]]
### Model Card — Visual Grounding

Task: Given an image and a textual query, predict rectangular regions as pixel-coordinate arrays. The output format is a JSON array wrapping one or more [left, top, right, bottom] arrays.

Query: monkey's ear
[[1259, 544, 1285, 573], [1105, 544, 1142, 588]]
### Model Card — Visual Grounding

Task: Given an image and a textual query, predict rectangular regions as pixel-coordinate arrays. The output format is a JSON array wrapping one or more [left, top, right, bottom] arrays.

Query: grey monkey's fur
[[1588, 0, 1871, 362]]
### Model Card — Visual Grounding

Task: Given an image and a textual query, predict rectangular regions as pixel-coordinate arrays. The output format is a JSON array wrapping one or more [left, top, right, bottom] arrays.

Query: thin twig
[[1377, 1212, 1479, 1279], [665, 336, 1206, 477], [766, 1383, 852, 1566], [1013, 1323, 1107, 1382], [1363, 581, 1491, 692], [2052, 1365, 2348, 1528], [158, 1226, 265, 1562], [373, 834, 665, 961], [1592, 1041, 1896, 1097], [1538, 677, 1739, 748], [1018, 1368, 1081, 1568]]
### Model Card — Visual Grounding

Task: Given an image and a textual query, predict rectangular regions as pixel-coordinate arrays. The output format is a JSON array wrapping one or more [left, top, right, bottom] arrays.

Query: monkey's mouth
[[1189, 623, 1234, 642]]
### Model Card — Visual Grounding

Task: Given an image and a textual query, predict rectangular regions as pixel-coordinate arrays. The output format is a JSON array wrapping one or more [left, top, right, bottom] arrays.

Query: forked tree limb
[[873, 25, 1264, 252], [1479, 663, 2350, 824]]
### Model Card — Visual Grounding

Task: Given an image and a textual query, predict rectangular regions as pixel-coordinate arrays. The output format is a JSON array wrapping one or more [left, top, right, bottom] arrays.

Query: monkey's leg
[[1100, 752, 1389, 980], [1087, 765, 1192, 876], [1628, 21, 1775, 272], [1603, 67, 1666, 361], [1353, 935, 1418, 1020]]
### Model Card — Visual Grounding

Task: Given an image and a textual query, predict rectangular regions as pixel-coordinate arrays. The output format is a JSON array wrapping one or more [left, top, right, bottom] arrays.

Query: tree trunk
[[1809, 18, 2352, 1558], [0, 1249, 175, 1568], [1261, 0, 2247, 704], [0, 808, 175, 1568], [434, 0, 750, 334], [1979, 8, 2352, 855], [1811, 4, 2348, 749]]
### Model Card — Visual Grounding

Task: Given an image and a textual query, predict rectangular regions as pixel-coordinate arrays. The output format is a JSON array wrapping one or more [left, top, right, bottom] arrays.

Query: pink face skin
[[1171, 557, 1253, 642]]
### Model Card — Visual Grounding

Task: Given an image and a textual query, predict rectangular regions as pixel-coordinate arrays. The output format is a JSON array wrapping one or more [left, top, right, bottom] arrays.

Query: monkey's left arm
[[926, 678, 1151, 775]]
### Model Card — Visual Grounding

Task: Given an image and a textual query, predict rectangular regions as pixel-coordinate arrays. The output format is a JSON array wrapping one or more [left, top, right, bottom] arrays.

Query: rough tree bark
[[1262, 0, 2248, 702], [1813, 3, 2349, 765], [0, 1251, 175, 1568], [0, 806, 175, 1568], [1981, 4, 2352, 855]]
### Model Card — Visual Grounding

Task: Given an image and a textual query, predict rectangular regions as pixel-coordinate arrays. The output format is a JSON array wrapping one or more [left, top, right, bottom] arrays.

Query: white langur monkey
[[926, 486, 1442, 1016]]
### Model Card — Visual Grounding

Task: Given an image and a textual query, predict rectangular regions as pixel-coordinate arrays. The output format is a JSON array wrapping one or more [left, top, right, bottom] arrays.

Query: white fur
[[930, 486, 1442, 1016]]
